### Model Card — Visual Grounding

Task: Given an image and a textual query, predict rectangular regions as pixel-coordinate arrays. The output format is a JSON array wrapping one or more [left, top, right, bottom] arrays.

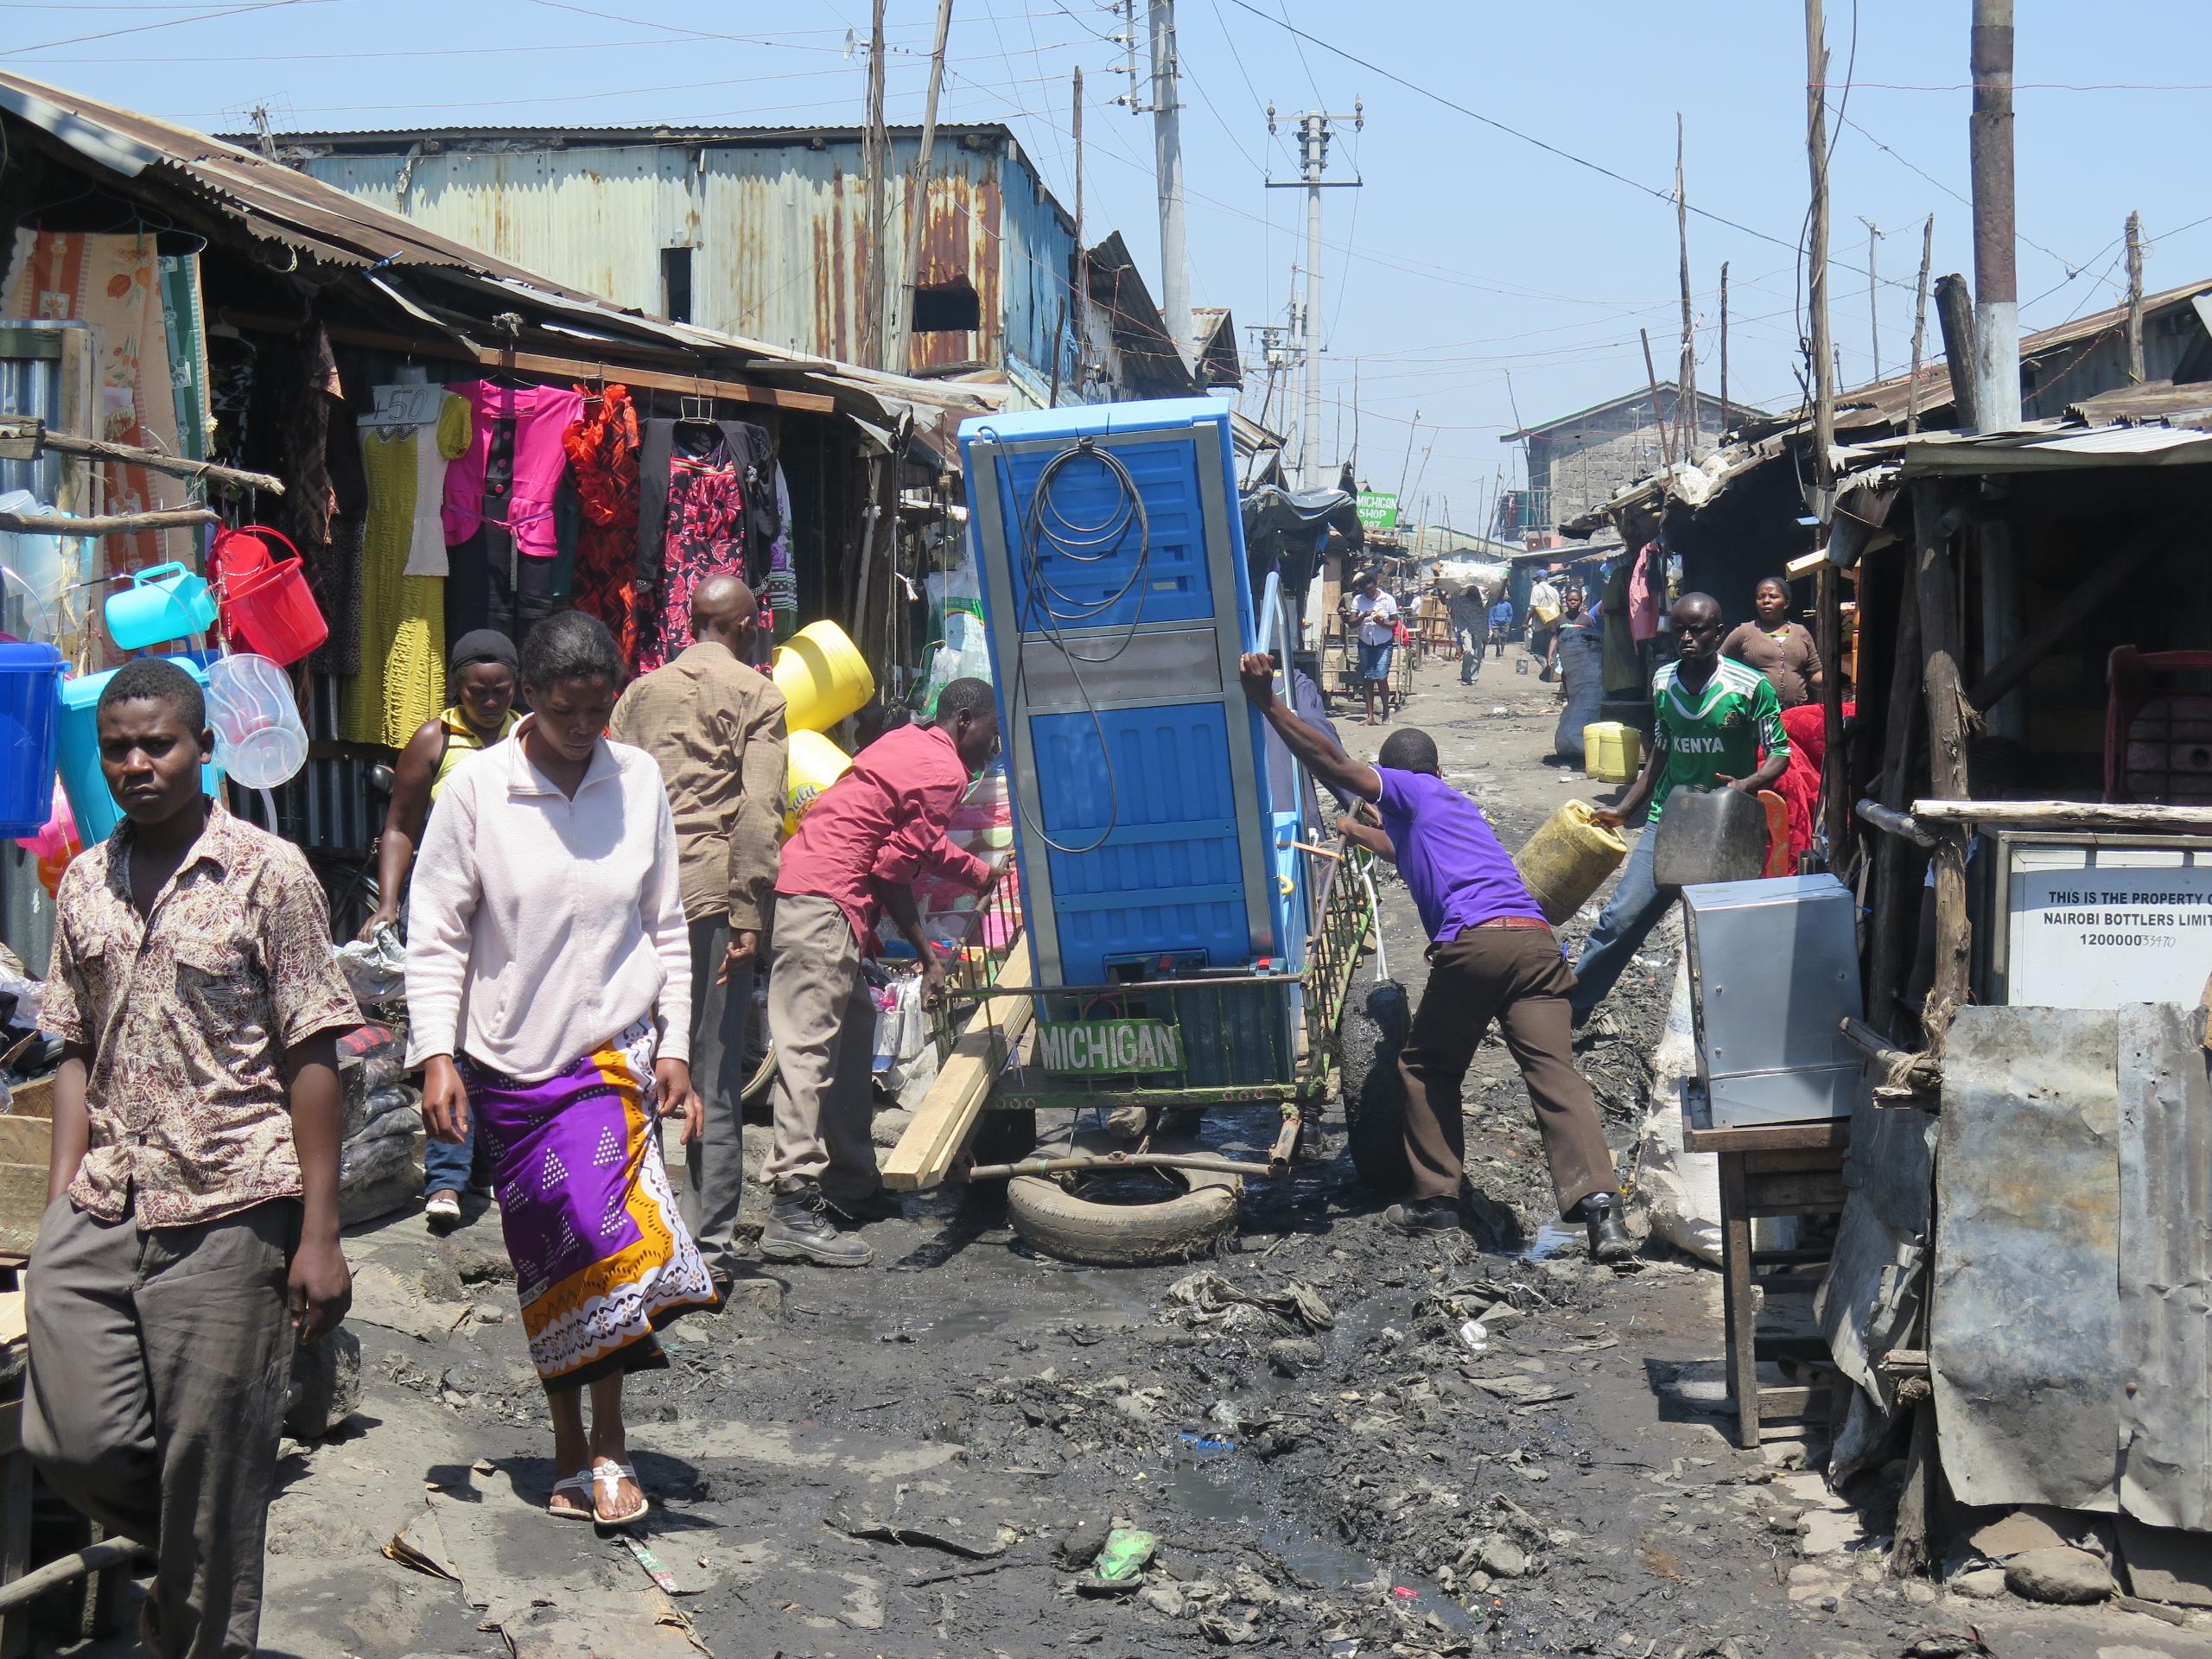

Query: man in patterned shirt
[[1567, 592, 1789, 1026], [24, 658, 360, 1657]]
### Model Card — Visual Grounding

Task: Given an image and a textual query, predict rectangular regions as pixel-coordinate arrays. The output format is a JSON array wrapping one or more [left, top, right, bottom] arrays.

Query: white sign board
[[2005, 840, 2212, 1009]]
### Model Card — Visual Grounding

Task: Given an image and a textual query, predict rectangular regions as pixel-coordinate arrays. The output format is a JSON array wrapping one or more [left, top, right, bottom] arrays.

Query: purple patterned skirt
[[461, 1019, 719, 1390]]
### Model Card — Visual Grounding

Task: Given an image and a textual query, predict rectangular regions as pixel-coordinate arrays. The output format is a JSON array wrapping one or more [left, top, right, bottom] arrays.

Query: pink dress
[[442, 381, 582, 561]]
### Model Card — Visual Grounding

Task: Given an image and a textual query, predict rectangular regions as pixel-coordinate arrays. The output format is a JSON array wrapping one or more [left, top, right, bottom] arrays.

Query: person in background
[[1448, 582, 1488, 685], [409, 612, 716, 1529], [1487, 592, 1515, 658], [361, 627, 521, 1230], [1722, 575, 1824, 709], [1345, 569, 1399, 728], [1527, 569, 1562, 663], [609, 575, 786, 1285], [1772, 702, 1827, 866], [1567, 592, 1790, 1027], [27, 659, 359, 1656], [1236, 654, 1633, 1262], [1546, 582, 1606, 761], [762, 678, 1001, 1268]]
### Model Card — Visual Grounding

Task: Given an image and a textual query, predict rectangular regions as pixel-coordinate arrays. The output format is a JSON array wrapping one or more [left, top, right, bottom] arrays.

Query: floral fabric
[[640, 437, 745, 672], [562, 385, 642, 664]]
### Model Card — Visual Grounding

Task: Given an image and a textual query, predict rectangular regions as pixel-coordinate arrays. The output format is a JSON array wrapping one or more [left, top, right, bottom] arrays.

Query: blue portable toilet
[[959, 398, 1287, 988]]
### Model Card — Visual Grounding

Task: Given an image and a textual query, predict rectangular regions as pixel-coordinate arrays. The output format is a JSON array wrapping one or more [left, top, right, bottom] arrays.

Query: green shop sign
[[1037, 1018, 1185, 1075], [1355, 490, 1398, 531]]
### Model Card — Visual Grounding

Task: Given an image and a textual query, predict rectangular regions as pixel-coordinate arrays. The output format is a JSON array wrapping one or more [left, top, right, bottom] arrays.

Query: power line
[[0, 0, 329, 55]]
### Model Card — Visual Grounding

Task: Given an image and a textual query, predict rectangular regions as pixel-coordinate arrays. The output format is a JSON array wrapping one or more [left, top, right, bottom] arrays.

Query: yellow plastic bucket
[[1582, 721, 1643, 784], [772, 620, 876, 734], [785, 728, 852, 838], [1515, 798, 1629, 925]]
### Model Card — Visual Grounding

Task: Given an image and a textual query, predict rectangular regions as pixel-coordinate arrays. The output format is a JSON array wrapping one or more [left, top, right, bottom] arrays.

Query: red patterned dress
[[561, 385, 642, 665], [639, 437, 746, 672]]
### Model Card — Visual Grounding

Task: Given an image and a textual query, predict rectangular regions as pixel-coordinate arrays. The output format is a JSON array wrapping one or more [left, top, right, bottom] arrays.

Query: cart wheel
[[1338, 979, 1413, 1193], [1006, 1135, 1239, 1267], [741, 1042, 778, 1107]]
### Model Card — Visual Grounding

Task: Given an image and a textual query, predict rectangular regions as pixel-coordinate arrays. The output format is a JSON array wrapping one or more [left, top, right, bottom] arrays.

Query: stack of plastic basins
[[957, 398, 1287, 1016]]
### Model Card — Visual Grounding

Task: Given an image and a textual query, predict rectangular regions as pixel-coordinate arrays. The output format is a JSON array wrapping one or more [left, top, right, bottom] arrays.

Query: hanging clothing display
[[400, 397, 467, 577], [347, 425, 447, 749], [1628, 540, 1664, 644], [442, 380, 582, 559], [2, 229, 187, 575], [765, 461, 798, 642], [311, 399, 369, 677], [636, 417, 750, 672], [561, 384, 642, 664]]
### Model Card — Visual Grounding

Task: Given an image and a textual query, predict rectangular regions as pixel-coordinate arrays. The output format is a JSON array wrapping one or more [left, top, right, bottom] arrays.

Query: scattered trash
[[1178, 1432, 1237, 1453], [1057, 1518, 1108, 1568], [1092, 1527, 1157, 1583], [621, 1534, 684, 1596], [1391, 1585, 1421, 1600], [823, 1497, 1009, 1560], [1165, 1270, 1334, 1334], [1456, 1319, 1488, 1354]]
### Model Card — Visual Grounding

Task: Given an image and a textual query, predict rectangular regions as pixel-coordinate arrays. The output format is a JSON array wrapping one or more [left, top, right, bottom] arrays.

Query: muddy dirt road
[[57, 652, 2211, 1659]]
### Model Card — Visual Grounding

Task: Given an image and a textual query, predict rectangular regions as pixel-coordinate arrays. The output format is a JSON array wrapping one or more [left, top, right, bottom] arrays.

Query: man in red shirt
[[761, 679, 1001, 1266]]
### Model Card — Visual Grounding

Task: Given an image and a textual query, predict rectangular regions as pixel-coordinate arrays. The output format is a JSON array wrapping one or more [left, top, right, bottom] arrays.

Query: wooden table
[[1681, 1097, 1852, 1449]]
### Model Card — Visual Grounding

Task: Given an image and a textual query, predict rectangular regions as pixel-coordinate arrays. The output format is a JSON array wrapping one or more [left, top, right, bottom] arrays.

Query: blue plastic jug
[[0, 643, 63, 838], [105, 562, 217, 652], [58, 654, 226, 847]]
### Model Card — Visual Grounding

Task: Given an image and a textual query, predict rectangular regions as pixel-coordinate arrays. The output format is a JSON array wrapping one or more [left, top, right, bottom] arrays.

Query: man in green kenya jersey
[[1567, 591, 1789, 1025]]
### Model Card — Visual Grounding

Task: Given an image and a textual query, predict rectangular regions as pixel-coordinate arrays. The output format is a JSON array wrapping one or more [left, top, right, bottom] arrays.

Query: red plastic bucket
[[216, 527, 327, 665]]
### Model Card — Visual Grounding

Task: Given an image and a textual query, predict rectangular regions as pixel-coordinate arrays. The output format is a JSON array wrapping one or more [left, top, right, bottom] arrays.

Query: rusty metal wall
[[302, 135, 1077, 397]]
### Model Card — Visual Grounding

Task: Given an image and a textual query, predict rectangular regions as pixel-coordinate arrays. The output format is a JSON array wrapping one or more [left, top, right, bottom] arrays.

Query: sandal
[[590, 1460, 650, 1527], [548, 1469, 594, 1522]]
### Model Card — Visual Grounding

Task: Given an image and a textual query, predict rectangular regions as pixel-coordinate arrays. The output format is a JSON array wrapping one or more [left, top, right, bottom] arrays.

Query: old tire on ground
[[1338, 979, 1413, 1193], [1006, 1135, 1239, 1267]]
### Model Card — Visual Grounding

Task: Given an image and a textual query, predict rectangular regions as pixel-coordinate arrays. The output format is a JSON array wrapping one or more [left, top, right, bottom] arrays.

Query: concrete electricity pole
[[1805, 0, 1844, 855], [1117, 2, 1192, 369], [1968, 0, 2019, 430], [1268, 102, 1362, 489]]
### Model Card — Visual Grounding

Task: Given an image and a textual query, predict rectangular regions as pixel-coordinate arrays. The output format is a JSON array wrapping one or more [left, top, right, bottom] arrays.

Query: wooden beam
[[0, 418, 283, 495], [216, 309, 840, 415], [1913, 478, 1974, 1064], [1839, 1016, 1942, 1096], [1963, 524, 2166, 714], [1914, 798, 2212, 833], [0, 506, 216, 537], [880, 944, 1035, 1192], [1855, 798, 1936, 848]]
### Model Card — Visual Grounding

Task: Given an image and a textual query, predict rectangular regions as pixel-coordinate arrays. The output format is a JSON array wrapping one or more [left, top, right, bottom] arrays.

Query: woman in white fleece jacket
[[405, 611, 719, 1529]]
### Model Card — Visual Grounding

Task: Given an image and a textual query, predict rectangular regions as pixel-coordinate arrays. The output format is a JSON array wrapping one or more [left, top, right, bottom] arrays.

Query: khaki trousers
[[25, 1196, 299, 1659], [763, 893, 880, 1204], [1399, 927, 1618, 1217]]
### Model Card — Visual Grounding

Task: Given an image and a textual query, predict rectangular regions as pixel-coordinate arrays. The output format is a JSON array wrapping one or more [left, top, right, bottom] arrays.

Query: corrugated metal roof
[[1901, 419, 2212, 474]]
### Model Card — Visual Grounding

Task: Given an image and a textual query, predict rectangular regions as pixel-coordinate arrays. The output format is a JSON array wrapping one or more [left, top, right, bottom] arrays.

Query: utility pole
[[2126, 210, 2146, 383], [1640, 327, 1675, 473], [1268, 102, 1363, 489], [1968, 0, 2019, 429], [887, 0, 956, 378], [1859, 217, 1885, 379], [1907, 213, 1934, 434], [1719, 261, 1731, 422], [1675, 114, 1697, 462], [1071, 67, 1087, 401], [1149, 1, 1191, 367], [860, 0, 888, 370], [1806, 0, 1844, 855], [1394, 408, 1421, 502]]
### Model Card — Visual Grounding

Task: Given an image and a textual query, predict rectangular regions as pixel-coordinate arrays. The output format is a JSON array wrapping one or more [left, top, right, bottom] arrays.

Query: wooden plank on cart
[[881, 945, 1035, 1192]]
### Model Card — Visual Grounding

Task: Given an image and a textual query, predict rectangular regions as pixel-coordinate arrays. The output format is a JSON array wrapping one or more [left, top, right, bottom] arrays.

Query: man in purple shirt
[[1237, 654, 1631, 1261]]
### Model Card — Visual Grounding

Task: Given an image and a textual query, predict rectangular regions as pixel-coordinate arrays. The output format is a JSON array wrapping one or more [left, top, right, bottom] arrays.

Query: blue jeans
[[1358, 639, 1395, 681], [423, 1116, 486, 1198], [1567, 829, 1678, 1024]]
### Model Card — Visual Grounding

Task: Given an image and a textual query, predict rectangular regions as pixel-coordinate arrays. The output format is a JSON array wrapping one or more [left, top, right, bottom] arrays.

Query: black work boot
[[826, 1185, 904, 1225], [1383, 1195, 1462, 1236], [1577, 1193, 1635, 1263], [761, 1179, 873, 1267]]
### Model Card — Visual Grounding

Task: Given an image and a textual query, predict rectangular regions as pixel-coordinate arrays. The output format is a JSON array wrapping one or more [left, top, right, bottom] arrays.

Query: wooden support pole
[[1866, 571, 1926, 1038], [1933, 273, 1979, 430], [1675, 113, 1697, 461], [1913, 480, 1974, 1062], [1907, 215, 1934, 436], [1855, 797, 1935, 849], [0, 419, 283, 496], [1914, 798, 2212, 833], [2126, 210, 2145, 385], [0, 506, 216, 537], [1640, 328, 1675, 473]]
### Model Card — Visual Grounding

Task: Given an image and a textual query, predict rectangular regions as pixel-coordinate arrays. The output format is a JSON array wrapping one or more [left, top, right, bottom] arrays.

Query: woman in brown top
[[1722, 575, 1823, 708]]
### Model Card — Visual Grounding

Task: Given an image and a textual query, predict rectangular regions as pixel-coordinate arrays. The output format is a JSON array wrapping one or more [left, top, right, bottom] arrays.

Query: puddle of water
[[1521, 1219, 1580, 1262]]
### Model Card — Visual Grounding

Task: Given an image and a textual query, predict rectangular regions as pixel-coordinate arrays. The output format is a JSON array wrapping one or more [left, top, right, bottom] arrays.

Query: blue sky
[[10, 0, 2212, 525]]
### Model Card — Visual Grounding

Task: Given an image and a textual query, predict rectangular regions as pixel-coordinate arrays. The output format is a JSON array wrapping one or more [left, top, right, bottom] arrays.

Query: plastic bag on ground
[[1627, 940, 1722, 1265]]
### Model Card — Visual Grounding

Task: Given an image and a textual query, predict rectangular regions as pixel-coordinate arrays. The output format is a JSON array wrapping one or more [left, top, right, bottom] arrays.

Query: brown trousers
[[762, 893, 881, 1204], [1399, 926, 1617, 1216], [25, 1196, 299, 1659]]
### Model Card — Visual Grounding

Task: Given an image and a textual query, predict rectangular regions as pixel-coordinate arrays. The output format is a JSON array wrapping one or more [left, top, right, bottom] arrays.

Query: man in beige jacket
[[611, 575, 786, 1280]]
